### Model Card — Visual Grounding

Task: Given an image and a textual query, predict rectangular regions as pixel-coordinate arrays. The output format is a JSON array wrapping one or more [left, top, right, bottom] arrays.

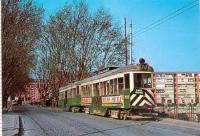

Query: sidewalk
[[3, 104, 13, 113], [160, 118, 200, 130], [2, 114, 20, 136]]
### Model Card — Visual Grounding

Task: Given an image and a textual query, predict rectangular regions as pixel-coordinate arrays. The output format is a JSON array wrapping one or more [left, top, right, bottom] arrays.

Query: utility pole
[[124, 17, 128, 65], [130, 23, 133, 64]]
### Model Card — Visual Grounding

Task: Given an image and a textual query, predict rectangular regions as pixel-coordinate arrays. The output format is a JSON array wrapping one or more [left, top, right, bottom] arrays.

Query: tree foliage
[[33, 1, 127, 105], [2, 0, 128, 107], [2, 0, 43, 107]]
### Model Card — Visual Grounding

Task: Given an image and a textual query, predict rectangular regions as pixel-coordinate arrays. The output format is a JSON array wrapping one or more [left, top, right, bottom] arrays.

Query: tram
[[59, 58, 156, 119]]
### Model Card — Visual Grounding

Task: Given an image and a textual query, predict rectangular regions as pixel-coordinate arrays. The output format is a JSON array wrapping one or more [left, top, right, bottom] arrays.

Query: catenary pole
[[130, 23, 132, 64], [124, 17, 127, 65]]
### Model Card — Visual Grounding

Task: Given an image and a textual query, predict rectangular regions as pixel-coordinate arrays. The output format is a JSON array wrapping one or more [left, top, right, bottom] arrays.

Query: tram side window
[[61, 92, 65, 100], [77, 86, 79, 95], [114, 79, 117, 95], [59, 93, 61, 100], [71, 90, 73, 97], [89, 85, 92, 96], [82, 85, 89, 97], [59, 92, 63, 100], [70, 90, 73, 98], [64, 92, 66, 99], [125, 74, 130, 89], [99, 82, 103, 96], [110, 80, 114, 95], [97, 83, 100, 96], [93, 83, 99, 96], [67, 91, 69, 98], [67, 90, 70, 98], [118, 78, 124, 94], [85, 85, 88, 96], [81, 86, 84, 96], [93, 84, 96, 96], [103, 81, 106, 96], [72, 89, 75, 98], [86, 85, 90, 97], [74, 88, 77, 97], [85, 86, 87, 97], [81, 86, 86, 97], [106, 81, 110, 95], [65, 91, 67, 99], [99, 83, 101, 96], [67, 90, 72, 98], [99, 82, 104, 96]]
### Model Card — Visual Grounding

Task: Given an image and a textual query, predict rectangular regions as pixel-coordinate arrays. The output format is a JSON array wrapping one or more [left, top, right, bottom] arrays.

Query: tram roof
[[59, 63, 153, 92]]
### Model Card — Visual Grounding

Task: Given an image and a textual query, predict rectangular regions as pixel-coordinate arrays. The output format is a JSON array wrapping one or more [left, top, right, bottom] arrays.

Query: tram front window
[[134, 73, 152, 88]]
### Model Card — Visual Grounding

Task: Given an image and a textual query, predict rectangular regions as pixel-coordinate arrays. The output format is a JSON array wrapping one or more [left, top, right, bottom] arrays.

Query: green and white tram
[[59, 58, 156, 119]]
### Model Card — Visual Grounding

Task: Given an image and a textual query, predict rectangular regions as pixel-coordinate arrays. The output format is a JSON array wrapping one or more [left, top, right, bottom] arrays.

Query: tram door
[[90, 83, 102, 114], [91, 96, 101, 113]]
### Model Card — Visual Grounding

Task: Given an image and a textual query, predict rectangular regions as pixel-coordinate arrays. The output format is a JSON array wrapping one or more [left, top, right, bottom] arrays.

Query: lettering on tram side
[[101, 96, 123, 106], [81, 97, 92, 104]]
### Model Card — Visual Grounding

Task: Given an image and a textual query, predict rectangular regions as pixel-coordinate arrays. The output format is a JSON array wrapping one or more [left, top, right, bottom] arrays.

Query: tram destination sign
[[140, 64, 148, 71]]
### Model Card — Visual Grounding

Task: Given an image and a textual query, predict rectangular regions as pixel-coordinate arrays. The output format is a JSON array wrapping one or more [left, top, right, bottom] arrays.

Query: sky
[[35, 0, 200, 72]]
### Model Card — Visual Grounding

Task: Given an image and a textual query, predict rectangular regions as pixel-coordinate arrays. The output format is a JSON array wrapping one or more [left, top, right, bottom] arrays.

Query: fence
[[156, 104, 200, 122]]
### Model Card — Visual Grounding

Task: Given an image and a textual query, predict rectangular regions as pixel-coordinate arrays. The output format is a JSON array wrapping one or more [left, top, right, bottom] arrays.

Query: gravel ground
[[10, 105, 200, 136]]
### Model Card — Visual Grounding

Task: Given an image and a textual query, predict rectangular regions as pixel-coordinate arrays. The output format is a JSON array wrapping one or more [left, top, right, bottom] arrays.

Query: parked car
[[12, 100, 18, 105], [17, 99, 22, 105]]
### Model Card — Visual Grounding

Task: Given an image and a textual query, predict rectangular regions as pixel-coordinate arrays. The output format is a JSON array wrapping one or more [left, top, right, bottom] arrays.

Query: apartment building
[[25, 79, 44, 103], [154, 72, 200, 105], [195, 73, 200, 103]]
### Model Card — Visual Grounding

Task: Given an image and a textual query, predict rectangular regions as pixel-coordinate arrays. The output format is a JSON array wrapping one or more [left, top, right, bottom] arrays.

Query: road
[[9, 105, 200, 136]]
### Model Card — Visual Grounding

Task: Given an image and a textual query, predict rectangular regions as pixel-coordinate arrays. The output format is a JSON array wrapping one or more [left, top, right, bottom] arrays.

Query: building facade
[[154, 72, 200, 105], [196, 73, 200, 103], [25, 80, 43, 103]]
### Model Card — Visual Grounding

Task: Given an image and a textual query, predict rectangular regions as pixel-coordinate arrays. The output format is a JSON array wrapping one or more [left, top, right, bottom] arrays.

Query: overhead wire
[[133, 0, 199, 37]]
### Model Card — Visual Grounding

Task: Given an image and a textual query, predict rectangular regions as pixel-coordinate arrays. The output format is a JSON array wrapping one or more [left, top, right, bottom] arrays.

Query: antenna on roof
[[124, 17, 128, 65]]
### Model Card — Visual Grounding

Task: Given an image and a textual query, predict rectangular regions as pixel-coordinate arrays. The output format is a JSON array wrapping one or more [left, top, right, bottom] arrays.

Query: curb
[[2, 115, 20, 136], [3, 105, 12, 114], [39, 106, 63, 112], [18, 116, 23, 136]]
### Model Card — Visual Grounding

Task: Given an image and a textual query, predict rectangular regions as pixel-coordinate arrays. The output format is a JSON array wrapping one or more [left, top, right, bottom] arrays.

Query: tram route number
[[140, 64, 148, 71], [135, 89, 144, 95]]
